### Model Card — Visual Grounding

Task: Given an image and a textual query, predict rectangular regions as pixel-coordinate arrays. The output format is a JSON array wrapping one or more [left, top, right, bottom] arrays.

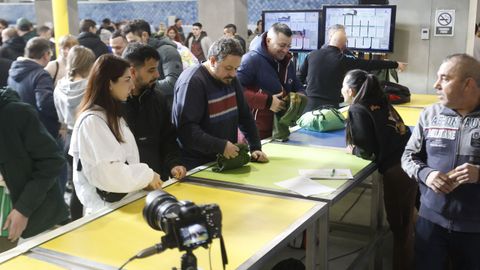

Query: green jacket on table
[[0, 88, 68, 238]]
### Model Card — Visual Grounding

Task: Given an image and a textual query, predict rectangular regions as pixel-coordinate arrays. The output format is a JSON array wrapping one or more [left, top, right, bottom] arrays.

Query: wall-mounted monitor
[[322, 5, 396, 53], [262, 10, 322, 52]]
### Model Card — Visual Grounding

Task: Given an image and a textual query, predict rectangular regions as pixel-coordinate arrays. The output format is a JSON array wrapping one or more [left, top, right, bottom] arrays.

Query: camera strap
[[220, 235, 228, 269]]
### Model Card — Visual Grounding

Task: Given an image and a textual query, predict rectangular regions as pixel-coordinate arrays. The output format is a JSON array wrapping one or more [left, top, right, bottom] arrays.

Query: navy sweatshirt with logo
[[402, 103, 480, 232]]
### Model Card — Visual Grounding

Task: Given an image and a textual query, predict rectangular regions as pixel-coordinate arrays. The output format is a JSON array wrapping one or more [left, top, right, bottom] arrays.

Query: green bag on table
[[272, 92, 308, 141], [213, 143, 250, 172], [296, 107, 346, 132]]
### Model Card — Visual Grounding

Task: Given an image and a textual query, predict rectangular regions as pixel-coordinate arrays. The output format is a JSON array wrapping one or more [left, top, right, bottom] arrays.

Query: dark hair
[[122, 42, 160, 67], [78, 54, 131, 143], [25, 37, 51, 59], [175, 18, 182, 24], [344, 69, 385, 105], [224, 23, 237, 33], [166, 26, 181, 42], [111, 30, 125, 40], [192, 22, 203, 29], [207, 37, 244, 62], [0, 19, 8, 28], [102, 18, 111, 25], [123, 19, 151, 37], [270, 23, 292, 37], [37, 25, 51, 35], [80, 19, 96, 33]]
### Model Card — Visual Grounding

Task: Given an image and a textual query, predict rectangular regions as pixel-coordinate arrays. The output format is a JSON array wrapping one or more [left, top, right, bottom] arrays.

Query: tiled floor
[[261, 185, 394, 270]]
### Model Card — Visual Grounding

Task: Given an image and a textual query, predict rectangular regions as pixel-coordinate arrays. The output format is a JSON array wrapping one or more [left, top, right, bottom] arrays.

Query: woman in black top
[[342, 69, 417, 270]]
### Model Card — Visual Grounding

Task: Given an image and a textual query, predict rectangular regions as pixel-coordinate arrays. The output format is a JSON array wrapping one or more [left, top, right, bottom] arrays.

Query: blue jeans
[[415, 216, 480, 270]]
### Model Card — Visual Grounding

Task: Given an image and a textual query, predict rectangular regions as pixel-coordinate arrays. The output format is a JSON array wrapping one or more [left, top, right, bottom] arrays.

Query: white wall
[[389, 0, 475, 94], [198, 0, 248, 42]]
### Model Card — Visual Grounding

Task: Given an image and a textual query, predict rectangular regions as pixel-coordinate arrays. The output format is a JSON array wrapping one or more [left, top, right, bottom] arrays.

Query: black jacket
[[147, 37, 182, 104], [0, 37, 26, 61], [0, 89, 68, 238], [123, 87, 182, 180], [346, 98, 411, 173], [0, 58, 12, 88], [77, 32, 110, 59], [299, 45, 398, 105], [7, 58, 59, 137]]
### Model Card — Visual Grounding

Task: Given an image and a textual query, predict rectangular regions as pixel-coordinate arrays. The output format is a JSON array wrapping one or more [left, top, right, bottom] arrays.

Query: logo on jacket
[[471, 131, 480, 147], [288, 78, 293, 84]]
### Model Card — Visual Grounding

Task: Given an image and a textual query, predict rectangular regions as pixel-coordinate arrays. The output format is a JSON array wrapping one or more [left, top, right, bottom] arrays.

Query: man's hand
[[448, 163, 480, 184], [223, 141, 239, 159], [145, 172, 163, 190], [251, 150, 269, 163], [426, 171, 458, 194], [270, 92, 286, 113], [3, 209, 28, 242], [397, 62, 408, 72], [171, 166, 187, 180]]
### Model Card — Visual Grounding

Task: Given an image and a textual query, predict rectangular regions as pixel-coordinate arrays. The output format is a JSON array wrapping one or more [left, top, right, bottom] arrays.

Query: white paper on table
[[275, 176, 336, 197], [298, 169, 353, 180]]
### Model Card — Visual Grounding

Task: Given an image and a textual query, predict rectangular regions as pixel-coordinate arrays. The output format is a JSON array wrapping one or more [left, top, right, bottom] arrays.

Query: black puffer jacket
[[147, 37, 182, 105], [123, 87, 182, 180], [77, 32, 110, 59]]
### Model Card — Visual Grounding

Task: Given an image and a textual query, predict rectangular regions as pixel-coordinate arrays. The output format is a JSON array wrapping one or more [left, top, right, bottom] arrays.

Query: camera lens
[[143, 190, 180, 231]]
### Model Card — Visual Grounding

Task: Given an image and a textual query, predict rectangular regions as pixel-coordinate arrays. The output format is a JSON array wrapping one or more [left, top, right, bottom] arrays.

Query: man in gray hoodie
[[123, 19, 182, 107]]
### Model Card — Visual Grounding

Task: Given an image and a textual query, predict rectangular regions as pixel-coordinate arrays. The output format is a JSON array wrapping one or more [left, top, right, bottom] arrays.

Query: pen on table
[[330, 169, 335, 177]]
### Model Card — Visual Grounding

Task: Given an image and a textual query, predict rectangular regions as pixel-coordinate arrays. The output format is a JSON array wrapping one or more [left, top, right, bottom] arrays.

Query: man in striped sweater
[[172, 37, 268, 169]]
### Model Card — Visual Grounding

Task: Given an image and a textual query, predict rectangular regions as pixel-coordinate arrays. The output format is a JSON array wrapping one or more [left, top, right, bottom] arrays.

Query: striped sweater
[[172, 64, 261, 169]]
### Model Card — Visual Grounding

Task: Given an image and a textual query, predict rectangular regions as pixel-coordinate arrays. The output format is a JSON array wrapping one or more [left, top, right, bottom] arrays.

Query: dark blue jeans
[[415, 216, 480, 270]]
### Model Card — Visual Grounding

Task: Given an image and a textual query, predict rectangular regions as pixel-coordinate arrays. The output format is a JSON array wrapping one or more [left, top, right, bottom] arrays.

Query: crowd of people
[[0, 15, 479, 270]]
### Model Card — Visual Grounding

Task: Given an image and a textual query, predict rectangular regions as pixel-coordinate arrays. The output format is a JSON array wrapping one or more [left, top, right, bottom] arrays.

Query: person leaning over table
[[402, 54, 480, 270], [69, 54, 162, 215], [172, 37, 268, 170], [342, 69, 417, 270]]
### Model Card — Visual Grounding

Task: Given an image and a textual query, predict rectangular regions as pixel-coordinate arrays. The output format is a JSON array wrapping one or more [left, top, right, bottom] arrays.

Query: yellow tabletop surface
[[0, 255, 64, 270], [395, 94, 438, 109], [395, 106, 422, 127], [39, 183, 323, 270], [192, 143, 371, 195]]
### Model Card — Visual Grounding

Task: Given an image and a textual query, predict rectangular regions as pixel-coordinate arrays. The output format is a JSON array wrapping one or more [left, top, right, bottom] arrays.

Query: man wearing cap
[[16, 18, 37, 43]]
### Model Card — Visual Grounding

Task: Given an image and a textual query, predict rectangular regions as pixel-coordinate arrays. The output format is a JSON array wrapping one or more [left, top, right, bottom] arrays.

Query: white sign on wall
[[434, 9, 455, 36]]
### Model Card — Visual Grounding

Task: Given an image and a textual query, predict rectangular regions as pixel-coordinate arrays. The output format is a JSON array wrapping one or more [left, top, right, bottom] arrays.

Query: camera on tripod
[[143, 190, 223, 251]]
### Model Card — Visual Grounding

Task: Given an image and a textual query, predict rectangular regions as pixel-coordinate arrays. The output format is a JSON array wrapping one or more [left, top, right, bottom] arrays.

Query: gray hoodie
[[54, 77, 88, 129]]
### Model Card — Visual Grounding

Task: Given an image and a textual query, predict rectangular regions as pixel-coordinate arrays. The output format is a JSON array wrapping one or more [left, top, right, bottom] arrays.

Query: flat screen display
[[322, 5, 396, 53], [262, 10, 322, 51]]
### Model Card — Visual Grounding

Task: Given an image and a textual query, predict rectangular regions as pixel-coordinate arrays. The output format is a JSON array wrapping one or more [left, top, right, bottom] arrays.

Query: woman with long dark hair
[[69, 54, 162, 214], [343, 69, 417, 270]]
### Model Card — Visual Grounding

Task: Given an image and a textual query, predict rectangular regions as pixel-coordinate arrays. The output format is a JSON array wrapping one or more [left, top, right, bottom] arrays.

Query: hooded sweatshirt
[[0, 88, 68, 238], [0, 36, 25, 61], [7, 58, 59, 137], [54, 77, 87, 130], [147, 36, 182, 102]]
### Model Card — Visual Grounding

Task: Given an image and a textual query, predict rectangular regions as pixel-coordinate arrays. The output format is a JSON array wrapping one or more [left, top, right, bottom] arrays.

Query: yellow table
[[395, 106, 422, 127], [190, 143, 374, 204], [29, 183, 327, 270], [0, 255, 64, 270], [394, 93, 438, 109]]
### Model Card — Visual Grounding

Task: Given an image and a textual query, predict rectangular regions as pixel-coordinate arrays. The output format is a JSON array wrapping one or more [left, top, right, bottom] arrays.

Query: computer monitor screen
[[262, 10, 321, 51], [322, 5, 396, 53]]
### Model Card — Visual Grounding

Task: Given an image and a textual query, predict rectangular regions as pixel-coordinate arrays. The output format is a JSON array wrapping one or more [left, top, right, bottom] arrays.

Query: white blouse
[[69, 106, 153, 214]]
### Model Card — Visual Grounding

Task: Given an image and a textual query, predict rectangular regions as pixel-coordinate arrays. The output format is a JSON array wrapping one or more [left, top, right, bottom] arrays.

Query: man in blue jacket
[[402, 54, 480, 269], [237, 23, 302, 139], [7, 37, 59, 138]]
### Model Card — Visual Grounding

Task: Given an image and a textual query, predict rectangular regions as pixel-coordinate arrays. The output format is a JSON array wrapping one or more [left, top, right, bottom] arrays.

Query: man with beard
[[122, 43, 186, 181], [172, 37, 268, 169]]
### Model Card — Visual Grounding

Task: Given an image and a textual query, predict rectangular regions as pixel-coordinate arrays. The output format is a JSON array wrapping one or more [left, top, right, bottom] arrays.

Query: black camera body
[[143, 190, 222, 251]]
